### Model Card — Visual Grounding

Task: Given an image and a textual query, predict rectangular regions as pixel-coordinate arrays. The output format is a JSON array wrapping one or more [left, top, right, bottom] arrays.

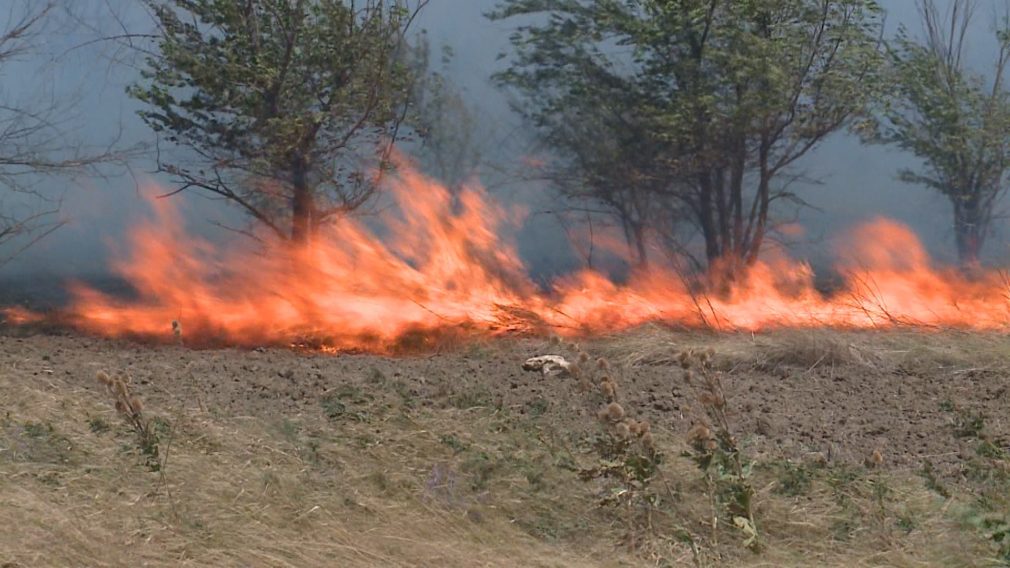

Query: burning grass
[[7, 164, 1010, 353], [2, 328, 1010, 566]]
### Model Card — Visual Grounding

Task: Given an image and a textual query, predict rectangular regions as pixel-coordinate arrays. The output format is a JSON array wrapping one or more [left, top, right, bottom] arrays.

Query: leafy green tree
[[130, 0, 427, 244], [491, 0, 885, 273], [875, 0, 1010, 268]]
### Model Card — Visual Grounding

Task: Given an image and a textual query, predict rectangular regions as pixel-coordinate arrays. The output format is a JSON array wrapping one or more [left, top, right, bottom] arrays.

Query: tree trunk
[[698, 174, 721, 263], [953, 196, 984, 270], [745, 160, 772, 266], [291, 156, 313, 245], [631, 221, 648, 268]]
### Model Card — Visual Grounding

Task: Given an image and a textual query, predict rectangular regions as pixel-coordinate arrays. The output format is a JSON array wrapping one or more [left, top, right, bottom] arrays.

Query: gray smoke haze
[[1, 0, 1007, 295]]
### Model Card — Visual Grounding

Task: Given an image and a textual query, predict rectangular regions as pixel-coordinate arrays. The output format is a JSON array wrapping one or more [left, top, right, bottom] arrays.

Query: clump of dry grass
[[96, 369, 159, 469], [596, 324, 685, 368], [754, 331, 868, 372]]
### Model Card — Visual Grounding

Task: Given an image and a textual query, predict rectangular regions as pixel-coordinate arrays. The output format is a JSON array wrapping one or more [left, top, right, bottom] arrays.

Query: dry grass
[[0, 366, 605, 567], [1, 330, 1007, 566], [601, 325, 1010, 376], [749, 330, 879, 372]]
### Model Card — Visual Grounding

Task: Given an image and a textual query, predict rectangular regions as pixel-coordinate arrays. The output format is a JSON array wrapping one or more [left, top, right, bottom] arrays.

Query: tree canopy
[[492, 0, 886, 272], [131, 0, 427, 243], [874, 0, 1010, 268]]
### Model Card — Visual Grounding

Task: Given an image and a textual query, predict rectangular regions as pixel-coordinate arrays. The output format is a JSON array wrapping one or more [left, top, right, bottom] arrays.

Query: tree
[[875, 0, 1010, 269], [130, 0, 428, 244], [0, 1, 123, 266], [409, 35, 483, 197], [491, 0, 885, 275]]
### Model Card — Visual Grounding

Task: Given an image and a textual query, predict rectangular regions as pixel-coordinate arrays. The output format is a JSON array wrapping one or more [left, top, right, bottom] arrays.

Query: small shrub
[[771, 461, 814, 497]]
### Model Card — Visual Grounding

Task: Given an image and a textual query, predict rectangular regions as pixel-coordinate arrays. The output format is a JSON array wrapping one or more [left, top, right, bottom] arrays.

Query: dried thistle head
[[687, 422, 716, 451], [865, 448, 884, 468], [615, 421, 632, 439], [596, 357, 610, 371], [569, 363, 583, 380], [627, 420, 641, 436], [677, 351, 690, 369], [548, 335, 561, 346], [566, 342, 580, 353], [129, 396, 144, 413], [578, 351, 590, 364], [699, 392, 726, 409], [605, 402, 625, 423], [638, 420, 651, 435], [96, 370, 112, 387], [600, 379, 617, 402], [641, 431, 655, 452]]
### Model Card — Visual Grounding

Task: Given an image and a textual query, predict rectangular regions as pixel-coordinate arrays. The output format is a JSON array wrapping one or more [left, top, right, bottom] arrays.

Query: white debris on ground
[[521, 355, 572, 377]]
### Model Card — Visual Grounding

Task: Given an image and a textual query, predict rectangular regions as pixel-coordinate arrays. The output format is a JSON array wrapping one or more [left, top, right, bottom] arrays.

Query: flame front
[[14, 165, 1010, 348]]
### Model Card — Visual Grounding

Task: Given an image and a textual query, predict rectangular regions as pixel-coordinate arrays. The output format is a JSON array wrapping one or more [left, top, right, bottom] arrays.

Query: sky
[[1, 0, 1007, 282]]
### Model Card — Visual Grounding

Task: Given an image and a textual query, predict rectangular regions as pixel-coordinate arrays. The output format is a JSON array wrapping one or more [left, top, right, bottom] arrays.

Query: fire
[[6, 164, 1010, 348]]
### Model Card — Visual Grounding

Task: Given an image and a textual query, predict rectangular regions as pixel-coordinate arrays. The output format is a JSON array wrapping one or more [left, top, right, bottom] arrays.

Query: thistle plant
[[563, 343, 662, 551], [96, 370, 160, 470], [678, 349, 760, 552]]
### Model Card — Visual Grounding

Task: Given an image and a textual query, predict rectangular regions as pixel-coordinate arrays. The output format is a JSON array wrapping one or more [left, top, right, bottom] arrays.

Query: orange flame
[[7, 164, 1010, 348]]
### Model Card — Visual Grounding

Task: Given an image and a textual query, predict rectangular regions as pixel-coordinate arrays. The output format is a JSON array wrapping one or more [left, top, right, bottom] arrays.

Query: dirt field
[[2, 327, 1009, 566]]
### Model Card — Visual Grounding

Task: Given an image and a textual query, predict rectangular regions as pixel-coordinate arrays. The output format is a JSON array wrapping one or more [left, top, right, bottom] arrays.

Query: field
[[2, 327, 1010, 567]]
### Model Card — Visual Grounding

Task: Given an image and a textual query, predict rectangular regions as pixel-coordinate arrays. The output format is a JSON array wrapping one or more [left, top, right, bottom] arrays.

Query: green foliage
[[491, 0, 886, 268], [461, 450, 498, 491], [770, 460, 814, 497], [578, 429, 664, 551], [937, 401, 1010, 564], [919, 460, 950, 499], [976, 513, 1010, 564], [131, 0, 424, 240], [439, 433, 468, 454]]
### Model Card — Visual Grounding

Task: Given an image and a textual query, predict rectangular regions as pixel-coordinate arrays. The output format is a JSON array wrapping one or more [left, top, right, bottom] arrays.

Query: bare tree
[[0, 1, 127, 266]]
